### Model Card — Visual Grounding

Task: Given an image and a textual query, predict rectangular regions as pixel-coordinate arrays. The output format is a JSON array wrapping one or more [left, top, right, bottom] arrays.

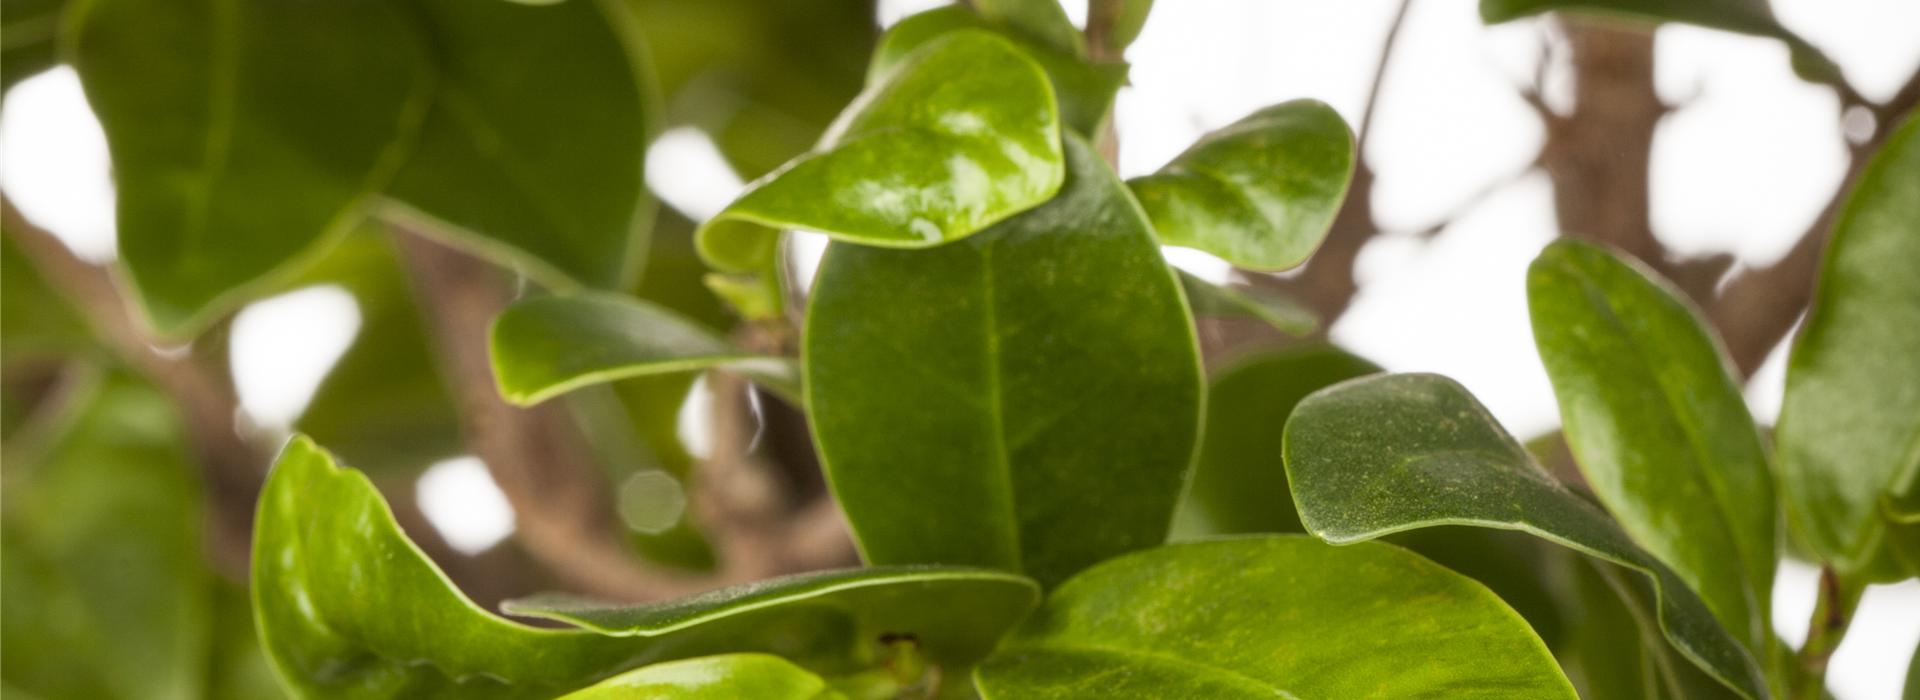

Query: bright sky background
[[2, 1, 1916, 695]]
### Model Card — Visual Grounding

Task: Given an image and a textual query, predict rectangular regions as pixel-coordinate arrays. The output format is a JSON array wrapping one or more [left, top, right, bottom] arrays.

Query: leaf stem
[[1795, 567, 1864, 700]]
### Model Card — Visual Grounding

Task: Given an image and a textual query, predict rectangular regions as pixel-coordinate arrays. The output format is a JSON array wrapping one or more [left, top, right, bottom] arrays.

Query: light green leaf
[[974, 536, 1576, 699], [1777, 113, 1920, 574], [1127, 100, 1354, 271], [870, 6, 1128, 139], [696, 29, 1063, 272], [1170, 344, 1378, 540], [1283, 373, 1772, 700], [973, 0, 1086, 56], [805, 133, 1203, 589], [68, 0, 433, 336], [1175, 269, 1318, 336], [558, 655, 838, 700], [488, 292, 798, 406], [1, 374, 211, 700], [1528, 239, 1775, 654], [380, 0, 656, 292], [504, 566, 1038, 674], [1088, 0, 1154, 54]]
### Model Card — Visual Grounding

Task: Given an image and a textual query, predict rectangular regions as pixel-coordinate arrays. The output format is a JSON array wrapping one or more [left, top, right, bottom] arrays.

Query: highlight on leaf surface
[[974, 536, 1577, 699], [696, 29, 1064, 273], [1283, 373, 1772, 700], [1126, 99, 1354, 271], [489, 292, 798, 406], [557, 654, 840, 700], [870, 6, 1128, 137]]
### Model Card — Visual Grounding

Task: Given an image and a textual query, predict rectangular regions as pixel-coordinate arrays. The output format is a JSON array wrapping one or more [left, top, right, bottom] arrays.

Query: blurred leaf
[[1169, 344, 1377, 540], [381, 0, 655, 292], [68, 0, 433, 336], [806, 135, 1202, 589], [1284, 373, 1771, 700], [292, 230, 461, 475], [973, 0, 1086, 56], [1, 234, 92, 362], [1777, 113, 1920, 575], [697, 30, 1063, 273], [1175, 270, 1318, 336], [1907, 641, 1920, 700], [1, 0, 61, 92], [504, 566, 1038, 675], [1127, 100, 1354, 271], [1563, 557, 1664, 700], [207, 581, 286, 700], [1, 374, 211, 700], [871, 6, 1127, 138], [489, 293, 798, 406], [1528, 239, 1775, 654], [1088, 0, 1154, 54], [557, 654, 836, 700], [1479, 0, 1784, 38], [974, 536, 1576, 699]]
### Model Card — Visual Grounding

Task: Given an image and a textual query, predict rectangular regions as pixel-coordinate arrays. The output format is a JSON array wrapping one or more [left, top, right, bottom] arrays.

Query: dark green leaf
[[1284, 373, 1771, 700], [1175, 269, 1318, 336], [380, 0, 656, 291], [871, 7, 1128, 140], [1169, 344, 1378, 539], [69, 0, 433, 335], [1, 0, 61, 92], [1, 374, 211, 700], [1562, 556, 1665, 700], [489, 293, 798, 406], [1127, 99, 1354, 271], [1777, 113, 1920, 574], [557, 654, 836, 700], [1528, 239, 1775, 654], [697, 30, 1063, 272], [504, 566, 1038, 674], [1906, 640, 1919, 700], [1, 232, 92, 363], [973, 0, 1087, 56], [208, 581, 288, 700], [806, 134, 1203, 589], [974, 536, 1576, 699]]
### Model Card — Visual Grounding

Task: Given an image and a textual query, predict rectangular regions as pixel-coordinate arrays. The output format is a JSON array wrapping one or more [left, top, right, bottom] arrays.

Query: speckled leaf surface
[[805, 134, 1202, 589], [1284, 373, 1771, 700]]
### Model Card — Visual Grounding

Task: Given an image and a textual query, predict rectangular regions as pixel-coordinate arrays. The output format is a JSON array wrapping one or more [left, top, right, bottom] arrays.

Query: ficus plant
[[2, 0, 1917, 698]]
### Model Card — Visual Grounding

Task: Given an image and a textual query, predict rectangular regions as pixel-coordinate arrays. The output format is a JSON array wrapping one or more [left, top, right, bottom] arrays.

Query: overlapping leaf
[[1175, 270, 1318, 336], [1283, 373, 1771, 700], [557, 655, 838, 700], [972, 0, 1086, 56], [1127, 100, 1354, 271], [697, 30, 1063, 273], [806, 134, 1203, 589], [68, 0, 433, 335], [1777, 113, 1920, 575], [381, 0, 656, 292], [1528, 239, 1775, 653], [974, 536, 1576, 699]]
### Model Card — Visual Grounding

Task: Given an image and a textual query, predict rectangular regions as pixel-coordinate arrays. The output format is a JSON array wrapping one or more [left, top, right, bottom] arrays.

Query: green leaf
[[805, 133, 1203, 589], [1777, 113, 1920, 574], [1, 232, 92, 364], [871, 6, 1127, 141], [557, 654, 837, 700], [68, 0, 433, 336], [974, 536, 1576, 699], [1, 374, 211, 700], [1907, 640, 1920, 700], [1087, 0, 1154, 54], [1562, 556, 1665, 700], [1478, 0, 1785, 38], [1283, 373, 1772, 700], [1527, 239, 1776, 654], [1, 0, 62, 92], [1175, 269, 1318, 336], [696, 29, 1063, 273], [489, 292, 798, 406], [380, 0, 656, 292], [973, 0, 1087, 57], [1126, 99, 1354, 271], [1170, 344, 1378, 540], [503, 566, 1038, 674]]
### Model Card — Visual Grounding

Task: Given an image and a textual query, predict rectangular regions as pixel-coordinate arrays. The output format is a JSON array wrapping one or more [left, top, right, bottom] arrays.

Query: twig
[[1358, 0, 1415, 149], [1794, 567, 1863, 700]]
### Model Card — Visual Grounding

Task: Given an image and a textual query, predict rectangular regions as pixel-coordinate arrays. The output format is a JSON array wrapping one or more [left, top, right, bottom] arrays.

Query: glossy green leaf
[[68, 0, 433, 335], [1284, 373, 1771, 700], [292, 229, 461, 474], [1127, 99, 1354, 271], [489, 293, 798, 406], [973, 0, 1086, 57], [558, 655, 837, 700], [974, 536, 1576, 699], [504, 566, 1038, 674], [1777, 113, 1920, 574], [1176, 270, 1318, 336], [1170, 344, 1378, 540], [380, 0, 656, 292], [1, 374, 211, 700], [1, 0, 61, 92], [696, 30, 1063, 272], [871, 7, 1128, 140], [1528, 239, 1775, 653], [806, 134, 1203, 589]]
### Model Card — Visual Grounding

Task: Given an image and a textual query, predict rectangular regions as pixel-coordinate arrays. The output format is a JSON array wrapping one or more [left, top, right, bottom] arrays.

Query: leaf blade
[[557, 654, 834, 700]]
